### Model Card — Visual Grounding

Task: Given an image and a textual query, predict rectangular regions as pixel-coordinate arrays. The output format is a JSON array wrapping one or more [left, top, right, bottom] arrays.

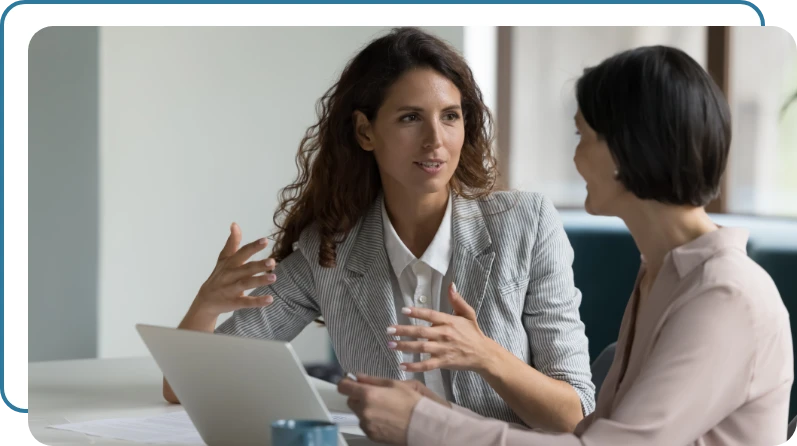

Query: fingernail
[[345, 372, 358, 382], [399, 365, 407, 371], [388, 341, 397, 349], [401, 307, 412, 315], [264, 296, 274, 304], [386, 327, 396, 334], [452, 282, 458, 294], [266, 274, 276, 281], [258, 238, 267, 245]]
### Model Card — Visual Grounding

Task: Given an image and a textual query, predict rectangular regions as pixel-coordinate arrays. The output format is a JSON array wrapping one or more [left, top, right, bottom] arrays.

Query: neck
[[619, 201, 718, 274], [382, 186, 449, 258]]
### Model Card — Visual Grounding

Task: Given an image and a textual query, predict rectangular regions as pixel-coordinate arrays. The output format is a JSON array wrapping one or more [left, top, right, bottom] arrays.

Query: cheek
[[444, 126, 465, 158], [573, 146, 592, 179], [373, 128, 414, 161]]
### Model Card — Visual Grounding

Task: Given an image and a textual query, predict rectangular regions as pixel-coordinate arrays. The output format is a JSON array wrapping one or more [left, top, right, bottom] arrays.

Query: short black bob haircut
[[576, 45, 731, 207]]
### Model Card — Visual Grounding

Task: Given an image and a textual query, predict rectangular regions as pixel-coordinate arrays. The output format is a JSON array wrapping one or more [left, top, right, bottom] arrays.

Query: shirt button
[[418, 295, 428, 304]]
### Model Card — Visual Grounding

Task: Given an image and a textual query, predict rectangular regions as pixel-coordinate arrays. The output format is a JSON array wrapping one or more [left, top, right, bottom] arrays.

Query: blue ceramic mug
[[271, 419, 338, 446]]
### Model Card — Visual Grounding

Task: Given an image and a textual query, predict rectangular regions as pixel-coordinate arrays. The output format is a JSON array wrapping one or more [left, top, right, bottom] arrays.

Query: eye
[[443, 112, 461, 121], [575, 131, 581, 136], [400, 113, 420, 122]]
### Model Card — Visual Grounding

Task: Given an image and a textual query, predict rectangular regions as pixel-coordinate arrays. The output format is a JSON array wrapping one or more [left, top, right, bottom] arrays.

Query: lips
[[415, 161, 443, 169], [414, 160, 445, 174]]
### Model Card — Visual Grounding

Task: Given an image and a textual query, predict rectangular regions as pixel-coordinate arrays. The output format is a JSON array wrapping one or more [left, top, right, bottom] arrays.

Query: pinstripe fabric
[[215, 191, 596, 424]]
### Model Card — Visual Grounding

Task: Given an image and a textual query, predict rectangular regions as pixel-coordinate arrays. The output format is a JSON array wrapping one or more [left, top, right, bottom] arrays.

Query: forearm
[[480, 341, 584, 432], [163, 302, 220, 403]]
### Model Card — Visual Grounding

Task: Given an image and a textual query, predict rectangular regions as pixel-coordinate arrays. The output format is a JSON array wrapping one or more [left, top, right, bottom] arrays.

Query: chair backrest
[[591, 342, 617, 396], [788, 414, 797, 440]]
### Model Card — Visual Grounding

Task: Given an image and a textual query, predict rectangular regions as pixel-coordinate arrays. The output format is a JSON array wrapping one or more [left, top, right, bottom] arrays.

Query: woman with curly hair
[[162, 27, 595, 431]]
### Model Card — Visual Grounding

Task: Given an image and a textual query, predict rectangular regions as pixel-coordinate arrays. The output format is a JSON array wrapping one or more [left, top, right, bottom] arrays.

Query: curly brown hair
[[271, 27, 498, 267]]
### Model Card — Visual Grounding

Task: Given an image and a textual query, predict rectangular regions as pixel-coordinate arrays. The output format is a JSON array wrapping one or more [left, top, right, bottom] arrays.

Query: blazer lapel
[[451, 195, 495, 318], [342, 194, 405, 380], [449, 196, 495, 398]]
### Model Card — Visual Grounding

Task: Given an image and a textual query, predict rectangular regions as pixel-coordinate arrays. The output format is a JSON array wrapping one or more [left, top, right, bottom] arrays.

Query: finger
[[389, 341, 444, 355], [387, 324, 441, 340], [401, 306, 451, 325], [232, 294, 273, 308], [354, 374, 396, 388], [218, 222, 242, 261], [226, 258, 276, 283], [401, 358, 444, 373], [448, 282, 477, 321], [229, 272, 276, 293], [227, 237, 269, 267], [346, 397, 366, 417], [338, 378, 369, 398]]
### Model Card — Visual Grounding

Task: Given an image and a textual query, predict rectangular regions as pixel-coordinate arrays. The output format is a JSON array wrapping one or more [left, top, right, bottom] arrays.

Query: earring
[[613, 169, 620, 179]]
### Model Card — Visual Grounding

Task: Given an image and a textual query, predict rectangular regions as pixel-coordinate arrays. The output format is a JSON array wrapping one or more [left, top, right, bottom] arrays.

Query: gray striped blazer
[[216, 191, 596, 424]]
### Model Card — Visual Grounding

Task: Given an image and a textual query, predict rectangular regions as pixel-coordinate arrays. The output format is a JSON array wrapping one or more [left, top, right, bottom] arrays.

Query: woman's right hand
[[190, 222, 277, 318]]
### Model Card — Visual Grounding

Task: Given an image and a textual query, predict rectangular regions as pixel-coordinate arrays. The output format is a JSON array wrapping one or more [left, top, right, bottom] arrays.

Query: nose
[[422, 120, 444, 151]]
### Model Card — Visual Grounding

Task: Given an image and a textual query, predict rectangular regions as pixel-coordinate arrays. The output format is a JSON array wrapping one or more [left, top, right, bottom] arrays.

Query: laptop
[[136, 324, 372, 446]]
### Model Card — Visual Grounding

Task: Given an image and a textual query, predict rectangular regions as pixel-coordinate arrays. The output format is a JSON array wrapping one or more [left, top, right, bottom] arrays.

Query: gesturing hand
[[192, 222, 277, 317], [388, 283, 501, 374]]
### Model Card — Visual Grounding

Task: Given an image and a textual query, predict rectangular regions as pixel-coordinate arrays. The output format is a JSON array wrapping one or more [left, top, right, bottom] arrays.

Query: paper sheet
[[49, 410, 361, 445]]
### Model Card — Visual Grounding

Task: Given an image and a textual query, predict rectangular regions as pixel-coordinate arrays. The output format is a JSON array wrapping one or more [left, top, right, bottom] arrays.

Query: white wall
[[97, 27, 464, 361], [507, 27, 707, 204]]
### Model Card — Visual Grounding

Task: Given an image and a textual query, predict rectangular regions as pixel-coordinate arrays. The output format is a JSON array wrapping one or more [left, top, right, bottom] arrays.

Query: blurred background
[[29, 26, 796, 375]]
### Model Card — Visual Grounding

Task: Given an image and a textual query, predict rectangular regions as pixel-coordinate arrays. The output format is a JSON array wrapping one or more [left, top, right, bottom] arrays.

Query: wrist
[[182, 299, 219, 330], [476, 338, 509, 377]]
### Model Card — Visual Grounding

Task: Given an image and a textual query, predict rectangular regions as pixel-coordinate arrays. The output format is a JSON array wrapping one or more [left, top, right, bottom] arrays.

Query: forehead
[[382, 68, 461, 105]]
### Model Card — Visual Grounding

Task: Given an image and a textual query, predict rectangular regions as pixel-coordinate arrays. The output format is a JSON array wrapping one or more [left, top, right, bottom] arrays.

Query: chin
[[413, 178, 452, 195], [584, 195, 607, 216]]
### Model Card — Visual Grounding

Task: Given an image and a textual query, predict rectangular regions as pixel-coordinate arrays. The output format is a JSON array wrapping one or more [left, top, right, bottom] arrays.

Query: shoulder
[[701, 249, 788, 331], [292, 209, 370, 270], [674, 249, 788, 338], [471, 190, 560, 234]]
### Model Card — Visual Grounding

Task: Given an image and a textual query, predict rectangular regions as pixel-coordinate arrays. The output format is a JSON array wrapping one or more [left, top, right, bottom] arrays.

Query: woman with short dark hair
[[340, 45, 793, 446]]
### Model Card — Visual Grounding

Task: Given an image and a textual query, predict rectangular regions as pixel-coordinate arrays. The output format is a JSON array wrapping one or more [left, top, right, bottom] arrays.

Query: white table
[[28, 357, 376, 445]]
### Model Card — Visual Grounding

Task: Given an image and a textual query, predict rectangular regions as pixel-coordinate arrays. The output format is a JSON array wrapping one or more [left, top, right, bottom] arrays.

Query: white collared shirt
[[381, 195, 454, 401]]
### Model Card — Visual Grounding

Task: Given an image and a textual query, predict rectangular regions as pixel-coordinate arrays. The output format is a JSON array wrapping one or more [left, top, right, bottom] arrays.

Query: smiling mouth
[[414, 161, 445, 174], [415, 161, 443, 168]]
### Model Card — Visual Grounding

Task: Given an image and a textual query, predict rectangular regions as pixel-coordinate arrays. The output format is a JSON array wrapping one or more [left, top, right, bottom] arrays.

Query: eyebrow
[[395, 105, 462, 112]]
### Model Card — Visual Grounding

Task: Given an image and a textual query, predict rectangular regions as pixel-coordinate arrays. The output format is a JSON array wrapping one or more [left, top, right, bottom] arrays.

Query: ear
[[353, 110, 375, 152]]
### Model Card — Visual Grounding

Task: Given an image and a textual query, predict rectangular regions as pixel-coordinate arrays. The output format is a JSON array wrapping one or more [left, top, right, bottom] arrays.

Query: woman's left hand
[[389, 283, 501, 374]]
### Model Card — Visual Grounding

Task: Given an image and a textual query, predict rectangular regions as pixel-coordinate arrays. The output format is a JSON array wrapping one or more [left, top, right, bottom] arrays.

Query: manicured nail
[[266, 274, 276, 281], [258, 238, 267, 245], [399, 365, 407, 371], [401, 307, 412, 315], [386, 327, 397, 334], [264, 296, 274, 304], [388, 341, 397, 349], [452, 282, 458, 294]]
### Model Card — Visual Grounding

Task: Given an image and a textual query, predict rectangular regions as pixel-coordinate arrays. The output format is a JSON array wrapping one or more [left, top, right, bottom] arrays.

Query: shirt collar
[[670, 227, 749, 277], [381, 194, 453, 278]]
